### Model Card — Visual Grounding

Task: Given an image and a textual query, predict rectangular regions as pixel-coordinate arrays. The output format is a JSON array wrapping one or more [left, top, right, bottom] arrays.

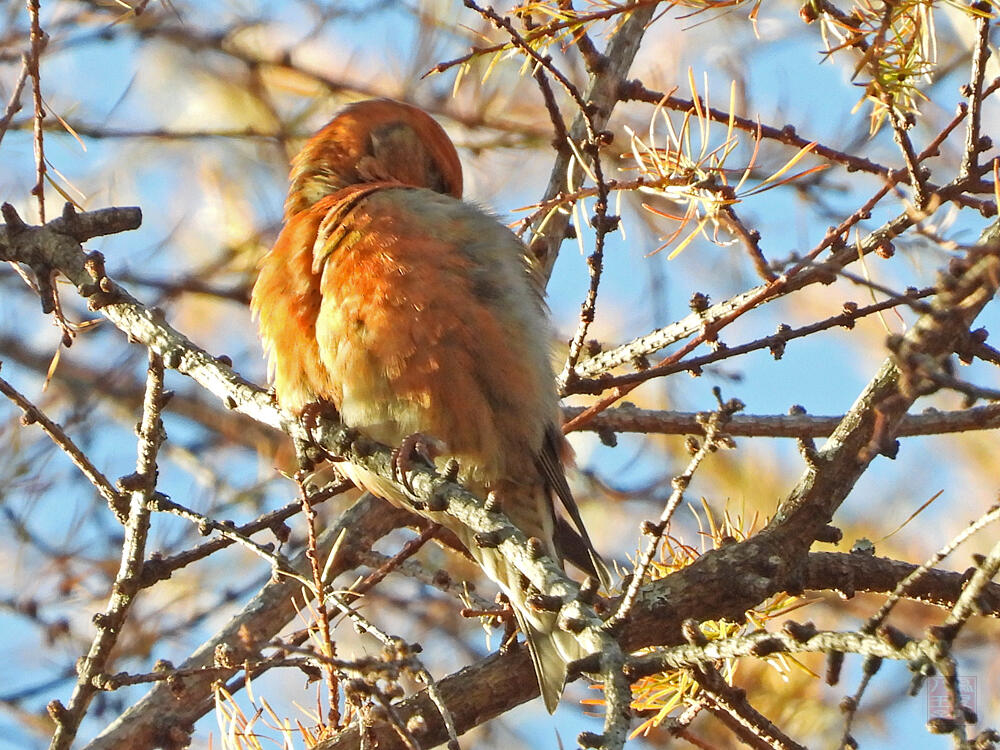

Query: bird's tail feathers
[[511, 606, 576, 713], [472, 544, 594, 713], [554, 517, 614, 592]]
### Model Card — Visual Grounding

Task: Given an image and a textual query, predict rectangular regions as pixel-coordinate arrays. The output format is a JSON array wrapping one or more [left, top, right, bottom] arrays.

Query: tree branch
[[85, 495, 412, 750]]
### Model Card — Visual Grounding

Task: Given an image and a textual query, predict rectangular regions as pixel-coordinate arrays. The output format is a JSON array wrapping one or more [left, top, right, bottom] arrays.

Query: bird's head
[[285, 98, 463, 217]]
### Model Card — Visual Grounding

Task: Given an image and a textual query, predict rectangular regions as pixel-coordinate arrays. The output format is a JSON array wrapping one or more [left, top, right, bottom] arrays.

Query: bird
[[251, 98, 608, 712]]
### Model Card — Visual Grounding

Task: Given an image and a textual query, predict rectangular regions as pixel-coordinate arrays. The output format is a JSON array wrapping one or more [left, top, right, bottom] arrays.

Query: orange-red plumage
[[252, 99, 605, 711]]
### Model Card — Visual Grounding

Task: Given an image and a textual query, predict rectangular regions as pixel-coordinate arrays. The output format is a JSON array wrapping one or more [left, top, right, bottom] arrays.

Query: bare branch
[[50, 351, 166, 750], [85, 495, 412, 750], [565, 402, 1000, 439], [26, 0, 47, 223], [958, 13, 993, 182], [604, 394, 742, 632], [0, 367, 124, 517]]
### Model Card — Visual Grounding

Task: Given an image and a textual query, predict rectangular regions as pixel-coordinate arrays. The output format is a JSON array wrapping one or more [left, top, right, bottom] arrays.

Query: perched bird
[[252, 98, 607, 711]]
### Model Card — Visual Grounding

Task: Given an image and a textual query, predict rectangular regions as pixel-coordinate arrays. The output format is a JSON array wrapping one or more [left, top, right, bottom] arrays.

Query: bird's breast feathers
[[255, 185, 560, 484]]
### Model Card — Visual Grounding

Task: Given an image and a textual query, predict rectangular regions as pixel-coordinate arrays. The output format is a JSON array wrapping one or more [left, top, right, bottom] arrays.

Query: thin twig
[[0, 56, 42, 295], [425, 0, 662, 78], [521, 13, 570, 160], [835, 653, 882, 750], [0, 56, 30, 146], [921, 535, 1000, 746], [530, 2, 658, 282], [325, 593, 461, 749], [620, 80, 996, 212], [0, 366, 125, 519], [350, 524, 439, 594], [26, 0, 47, 223], [150, 494, 306, 581], [79, 655, 392, 690], [888, 107, 927, 209], [87, 496, 412, 750], [49, 351, 166, 750], [721, 205, 776, 282], [566, 178, 895, 385], [628, 627, 923, 680], [958, 13, 992, 182], [567, 286, 933, 395], [355, 550, 497, 612], [138, 483, 349, 588], [461, 0, 616, 391], [921, 368, 1000, 404], [298, 476, 342, 728], [603, 394, 742, 633], [864, 505, 1000, 636], [563, 402, 1000, 439], [563, 170, 986, 429], [691, 662, 806, 750]]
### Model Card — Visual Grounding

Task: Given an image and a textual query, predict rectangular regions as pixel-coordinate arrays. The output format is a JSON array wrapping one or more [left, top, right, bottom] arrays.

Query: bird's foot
[[293, 437, 322, 474], [460, 593, 520, 651], [391, 432, 443, 496], [494, 593, 520, 652], [300, 400, 340, 432], [295, 400, 341, 471]]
